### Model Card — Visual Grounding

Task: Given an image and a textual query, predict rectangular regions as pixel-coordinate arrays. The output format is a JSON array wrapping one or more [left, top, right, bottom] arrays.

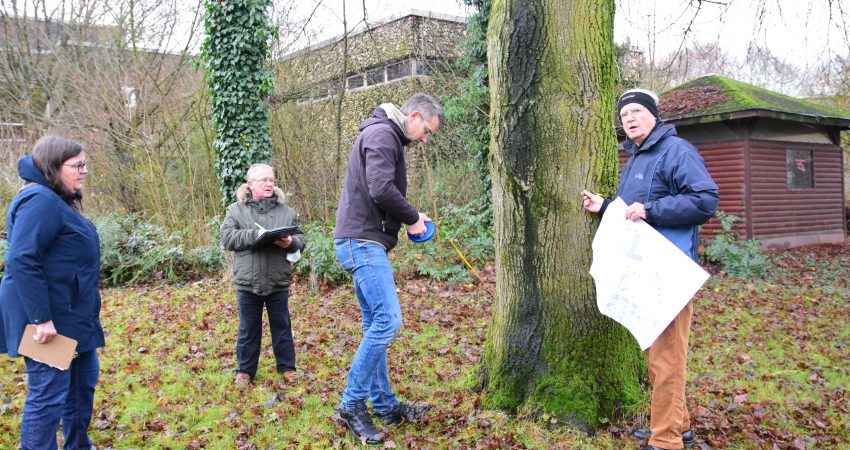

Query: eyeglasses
[[419, 116, 434, 136], [619, 107, 647, 121], [63, 162, 89, 173], [251, 178, 275, 184]]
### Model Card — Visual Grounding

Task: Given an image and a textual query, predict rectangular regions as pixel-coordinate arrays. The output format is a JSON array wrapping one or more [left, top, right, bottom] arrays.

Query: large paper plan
[[589, 198, 710, 350]]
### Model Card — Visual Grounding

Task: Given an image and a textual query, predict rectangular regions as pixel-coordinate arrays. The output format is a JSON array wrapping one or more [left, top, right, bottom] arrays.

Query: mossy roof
[[658, 74, 850, 128]]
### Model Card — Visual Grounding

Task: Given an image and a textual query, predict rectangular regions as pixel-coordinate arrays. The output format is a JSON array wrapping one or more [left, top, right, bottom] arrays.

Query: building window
[[386, 60, 411, 81], [0, 122, 26, 143], [366, 67, 385, 86], [308, 84, 328, 101], [326, 79, 343, 97], [310, 85, 325, 100], [414, 58, 441, 76], [786, 149, 813, 189], [318, 80, 340, 99], [297, 79, 343, 104], [325, 57, 450, 96], [122, 86, 137, 114], [346, 74, 365, 90]]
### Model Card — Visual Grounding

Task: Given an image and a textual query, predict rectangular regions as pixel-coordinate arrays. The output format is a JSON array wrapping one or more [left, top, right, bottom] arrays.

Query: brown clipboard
[[17, 324, 78, 370]]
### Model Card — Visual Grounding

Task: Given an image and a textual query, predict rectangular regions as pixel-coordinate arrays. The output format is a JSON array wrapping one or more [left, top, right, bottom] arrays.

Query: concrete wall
[[272, 11, 466, 164], [269, 12, 468, 219], [278, 11, 466, 97]]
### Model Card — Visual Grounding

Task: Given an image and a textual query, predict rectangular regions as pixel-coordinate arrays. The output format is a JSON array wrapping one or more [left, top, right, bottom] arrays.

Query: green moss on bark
[[480, 0, 643, 431], [479, 322, 645, 426]]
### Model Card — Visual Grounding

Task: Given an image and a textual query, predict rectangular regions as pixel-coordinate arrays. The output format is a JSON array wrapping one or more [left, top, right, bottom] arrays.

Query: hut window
[[786, 149, 813, 189]]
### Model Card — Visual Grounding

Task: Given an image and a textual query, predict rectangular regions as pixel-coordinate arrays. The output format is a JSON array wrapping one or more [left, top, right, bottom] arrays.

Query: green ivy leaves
[[201, 0, 274, 205]]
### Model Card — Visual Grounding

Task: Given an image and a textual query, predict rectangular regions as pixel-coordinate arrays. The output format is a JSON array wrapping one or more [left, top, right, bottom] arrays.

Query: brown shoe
[[283, 371, 297, 384], [235, 372, 251, 391]]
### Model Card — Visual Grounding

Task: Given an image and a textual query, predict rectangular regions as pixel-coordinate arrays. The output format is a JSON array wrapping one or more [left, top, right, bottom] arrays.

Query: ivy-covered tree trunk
[[202, 0, 275, 205], [476, 0, 645, 429]]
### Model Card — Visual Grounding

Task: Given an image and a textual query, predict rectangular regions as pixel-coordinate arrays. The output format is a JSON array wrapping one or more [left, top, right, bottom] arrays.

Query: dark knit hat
[[617, 88, 659, 119]]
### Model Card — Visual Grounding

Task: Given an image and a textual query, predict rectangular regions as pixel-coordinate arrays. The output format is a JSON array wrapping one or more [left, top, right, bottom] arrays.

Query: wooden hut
[[652, 75, 850, 249]]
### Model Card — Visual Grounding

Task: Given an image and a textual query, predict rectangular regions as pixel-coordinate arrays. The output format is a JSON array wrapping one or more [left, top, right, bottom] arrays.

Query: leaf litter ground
[[1, 243, 848, 448]]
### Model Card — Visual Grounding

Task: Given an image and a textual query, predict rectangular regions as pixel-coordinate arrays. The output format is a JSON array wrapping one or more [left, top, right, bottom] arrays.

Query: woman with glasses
[[0, 135, 105, 450], [220, 163, 306, 391]]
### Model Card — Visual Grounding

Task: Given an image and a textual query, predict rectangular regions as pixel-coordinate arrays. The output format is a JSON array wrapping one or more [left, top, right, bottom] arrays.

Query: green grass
[[1, 243, 849, 448]]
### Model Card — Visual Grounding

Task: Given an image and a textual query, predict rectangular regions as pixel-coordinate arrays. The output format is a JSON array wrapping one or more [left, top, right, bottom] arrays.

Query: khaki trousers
[[645, 300, 693, 449]]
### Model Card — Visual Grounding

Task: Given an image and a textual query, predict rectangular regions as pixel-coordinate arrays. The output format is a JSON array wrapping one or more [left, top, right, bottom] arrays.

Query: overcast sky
[[284, 0, 849, 69], [16, 0, 850, 66], [615, 0, 849, 69]]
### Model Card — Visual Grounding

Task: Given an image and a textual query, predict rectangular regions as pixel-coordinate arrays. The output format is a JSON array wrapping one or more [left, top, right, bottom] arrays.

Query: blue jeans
[[236, 289, 296, 377], [335, 238, 402, 414], [21, 349, 99, 450]]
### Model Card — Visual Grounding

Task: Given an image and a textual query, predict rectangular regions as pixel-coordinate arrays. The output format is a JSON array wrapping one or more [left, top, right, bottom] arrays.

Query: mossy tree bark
[[476, 0, 646, 430]]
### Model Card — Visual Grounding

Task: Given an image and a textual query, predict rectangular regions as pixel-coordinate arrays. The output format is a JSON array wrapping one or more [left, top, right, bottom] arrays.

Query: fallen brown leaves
[[0, 243, 847, 447], [660, 85, 732, 117], [686, 242, 850, 448]]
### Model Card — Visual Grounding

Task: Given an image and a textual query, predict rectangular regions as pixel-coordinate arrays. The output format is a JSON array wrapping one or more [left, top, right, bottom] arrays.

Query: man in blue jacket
[[333, 93, 443, 444], [582, 89, 718, 450]]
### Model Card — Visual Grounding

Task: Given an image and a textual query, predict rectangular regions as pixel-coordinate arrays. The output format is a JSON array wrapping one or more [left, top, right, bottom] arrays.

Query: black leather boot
[[337, 402, 384, 444], [375, 402, 431, 426], [632, 427, 695, 448]]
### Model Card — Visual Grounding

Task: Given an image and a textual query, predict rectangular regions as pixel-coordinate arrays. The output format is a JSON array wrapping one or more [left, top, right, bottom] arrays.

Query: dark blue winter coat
[[0, 155, 104, 357], [610, 123, 719, 261]]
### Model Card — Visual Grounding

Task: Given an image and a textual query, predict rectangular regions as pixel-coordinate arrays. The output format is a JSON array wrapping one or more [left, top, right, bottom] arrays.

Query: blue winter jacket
[[0, 155, 104, 356], [607, 123, 719, 261]]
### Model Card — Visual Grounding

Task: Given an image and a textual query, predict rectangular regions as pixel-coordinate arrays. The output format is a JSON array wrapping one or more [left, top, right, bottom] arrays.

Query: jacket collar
[[379, 103, 407, 134], [236, 183, 287, 204], [623, 122, 675, 154], [361, 107, 411, 147]]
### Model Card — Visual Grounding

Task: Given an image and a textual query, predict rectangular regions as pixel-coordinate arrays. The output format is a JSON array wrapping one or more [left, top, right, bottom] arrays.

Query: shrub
[[299, 222, 348, 290], [94, 213, 223, 286], [296, 199, 495, 288], [395, 199, 494, 283], [0, 238, 7, 278], [395, 242, 470, 283], [437, 199, 494, 262], [704, 211, 770, 279], [0, 163, 20, 235]]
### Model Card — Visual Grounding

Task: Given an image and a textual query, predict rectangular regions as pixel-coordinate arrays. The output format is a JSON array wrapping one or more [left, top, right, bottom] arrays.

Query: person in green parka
[[220, 163, 306, 390]]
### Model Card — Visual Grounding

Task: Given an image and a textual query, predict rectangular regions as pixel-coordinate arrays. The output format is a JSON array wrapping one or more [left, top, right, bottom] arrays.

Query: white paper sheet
[[589, 198, 710, 350]]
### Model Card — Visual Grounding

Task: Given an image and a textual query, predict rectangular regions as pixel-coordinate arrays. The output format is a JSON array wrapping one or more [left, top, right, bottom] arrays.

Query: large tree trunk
[[476, 0, 645, 429]]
